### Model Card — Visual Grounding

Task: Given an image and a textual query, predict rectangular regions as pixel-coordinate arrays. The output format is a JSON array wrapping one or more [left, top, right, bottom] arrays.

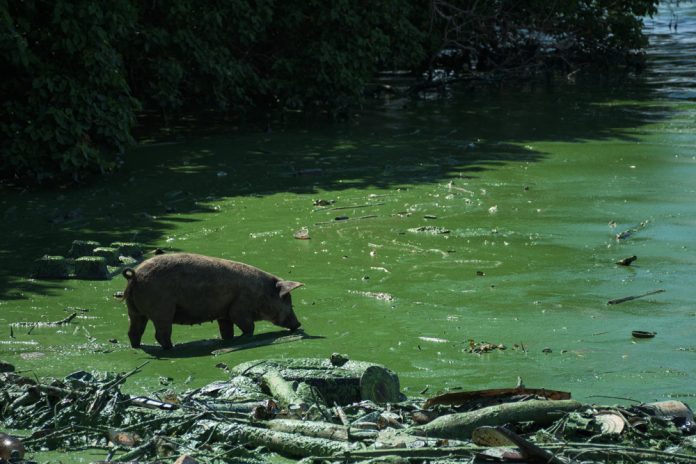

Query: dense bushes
[[0, 0, 659, 185], [1, 1, 138, 183]]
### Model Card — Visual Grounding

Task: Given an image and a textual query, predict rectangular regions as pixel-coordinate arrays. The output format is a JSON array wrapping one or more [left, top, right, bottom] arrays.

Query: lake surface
[[1, 5, 694, 436]]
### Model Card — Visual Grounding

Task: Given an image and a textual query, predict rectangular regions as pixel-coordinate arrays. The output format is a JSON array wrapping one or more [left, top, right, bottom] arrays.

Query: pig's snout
[[282, 312, 301, 331]]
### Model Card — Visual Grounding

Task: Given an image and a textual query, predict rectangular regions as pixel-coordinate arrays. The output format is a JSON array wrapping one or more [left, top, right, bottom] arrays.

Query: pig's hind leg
[[151, 316, 174, 349], [126, 299, 148, 348], [217, 318, 235, 340], [128, 313, 148, 348]]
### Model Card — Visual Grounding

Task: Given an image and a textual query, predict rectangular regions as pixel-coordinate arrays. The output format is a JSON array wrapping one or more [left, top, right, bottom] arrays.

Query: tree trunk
[[409, 399, 583, 440], [264, 418, 350, 441], [195, 419, 359, 458]]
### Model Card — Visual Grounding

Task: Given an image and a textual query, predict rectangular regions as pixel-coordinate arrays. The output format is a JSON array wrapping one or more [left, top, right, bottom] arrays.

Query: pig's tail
[[123, 268, 136, 280]]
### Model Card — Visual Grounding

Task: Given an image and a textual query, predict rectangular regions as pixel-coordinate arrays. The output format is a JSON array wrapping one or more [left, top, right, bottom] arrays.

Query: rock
[[74, 256, 109, 280], [32, 255, 70, 279], [0, 360, 15, 373], [68, 240, 100, 257], [110, 242, 144, 258], [92, 247, 120, 265]]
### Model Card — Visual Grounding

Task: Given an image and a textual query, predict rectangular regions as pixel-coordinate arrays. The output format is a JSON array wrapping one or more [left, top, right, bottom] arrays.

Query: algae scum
[[2, 5, 696, 462]]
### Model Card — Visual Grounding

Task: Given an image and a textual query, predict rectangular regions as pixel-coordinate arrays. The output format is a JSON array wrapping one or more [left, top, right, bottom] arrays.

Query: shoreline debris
[[0, 355, 693, 463]]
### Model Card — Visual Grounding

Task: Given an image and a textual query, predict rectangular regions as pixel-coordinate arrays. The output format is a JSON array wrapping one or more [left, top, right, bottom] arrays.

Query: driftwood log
[[232, 358, 401, 405], [264, 418, 350, 441], [195, 419, 360, 457], [409, 399, 583, 440]]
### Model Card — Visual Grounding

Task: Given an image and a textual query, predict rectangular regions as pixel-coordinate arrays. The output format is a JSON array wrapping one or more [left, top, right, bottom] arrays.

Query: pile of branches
[[1, 356, 694, 463]]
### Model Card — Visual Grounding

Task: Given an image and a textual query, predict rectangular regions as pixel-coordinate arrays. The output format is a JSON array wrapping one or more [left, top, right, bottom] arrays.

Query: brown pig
[[121, 253, 303, 349]]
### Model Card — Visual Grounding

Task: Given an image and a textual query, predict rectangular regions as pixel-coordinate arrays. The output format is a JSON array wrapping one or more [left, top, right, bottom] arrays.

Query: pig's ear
[[277, 280, 304, 298]]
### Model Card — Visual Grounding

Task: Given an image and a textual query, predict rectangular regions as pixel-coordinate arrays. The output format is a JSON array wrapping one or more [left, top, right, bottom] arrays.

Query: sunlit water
[[1, 9, 695, 459]]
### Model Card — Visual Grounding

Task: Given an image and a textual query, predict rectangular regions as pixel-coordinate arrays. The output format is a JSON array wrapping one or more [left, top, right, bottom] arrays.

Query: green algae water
[[2, 6, 696, 461]]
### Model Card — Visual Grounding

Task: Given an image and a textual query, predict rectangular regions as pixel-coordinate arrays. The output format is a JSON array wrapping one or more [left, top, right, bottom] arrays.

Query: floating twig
[[11, 312, 77, 328], [607, 289, 665, 305]]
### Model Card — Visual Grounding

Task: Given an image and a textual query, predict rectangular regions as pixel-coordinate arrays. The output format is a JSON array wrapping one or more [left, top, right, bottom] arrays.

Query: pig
[[121, 253, 303, 349]]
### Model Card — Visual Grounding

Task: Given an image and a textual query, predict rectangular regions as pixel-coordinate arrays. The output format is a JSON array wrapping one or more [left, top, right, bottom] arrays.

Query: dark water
[[1, 8, 695, 460]]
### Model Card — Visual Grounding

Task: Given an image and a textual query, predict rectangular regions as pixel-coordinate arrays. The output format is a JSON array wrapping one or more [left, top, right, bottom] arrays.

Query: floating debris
[[607, 289, 665, 305], [293, 228, 310, 240], [616, 255, 638, 266], [349, 290, 394, 301], [408, 226, 450, 235], [418, 337, 449, 344], [313, 199, 335, 206], [466, 340, 506, 354]]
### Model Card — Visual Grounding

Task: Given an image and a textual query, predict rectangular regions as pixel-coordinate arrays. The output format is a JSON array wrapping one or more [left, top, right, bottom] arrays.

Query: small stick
[[327, 203, 385, 211], [607, 289, 665, 305], [334, 403, 349, 426], [103, 360, 150, 392], [11, 312, 77, 328]]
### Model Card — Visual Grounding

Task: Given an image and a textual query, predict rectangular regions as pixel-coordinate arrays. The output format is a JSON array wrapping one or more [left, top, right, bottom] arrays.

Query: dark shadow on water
[[0, 71, 679, 299], [141, 330, 324, 359]]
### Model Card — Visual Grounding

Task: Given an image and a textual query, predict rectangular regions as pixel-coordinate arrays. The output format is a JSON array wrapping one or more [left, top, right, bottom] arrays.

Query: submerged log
[[232, 358, 401, 405], [410, 399, 583, 440]]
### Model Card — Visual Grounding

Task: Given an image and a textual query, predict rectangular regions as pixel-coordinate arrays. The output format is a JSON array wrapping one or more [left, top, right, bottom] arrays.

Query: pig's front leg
[[217, 318, 235, 340], [235, 316, 255, 337]]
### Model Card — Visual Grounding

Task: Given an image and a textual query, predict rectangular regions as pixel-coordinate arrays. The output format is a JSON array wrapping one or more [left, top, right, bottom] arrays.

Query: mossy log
[[74, 256, 109, 280], [32, 255, 69, 279], [92, 246, 120, 265], [232, 358, 401, 405], [196, 419, 359, 458], [68, 240, 100, 257], [110, 242, 144, 258], [264, 419, 350, 441], [261, 370, 314, 410], [409, 399, 584, 440]]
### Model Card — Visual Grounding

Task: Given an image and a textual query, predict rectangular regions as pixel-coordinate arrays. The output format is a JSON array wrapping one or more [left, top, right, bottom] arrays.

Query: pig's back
[[131, 253, 274, 317]]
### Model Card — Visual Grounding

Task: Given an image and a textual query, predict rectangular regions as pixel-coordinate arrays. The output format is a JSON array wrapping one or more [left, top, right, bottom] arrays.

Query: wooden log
[[423, 386, 571, 409], [486, 426, 565, 464], [196, 419, 358, 458], [232, 358, 401, 405], [264, 419, 349, 441], [261, 370, 306, 409], [409, 399, 583, 440]]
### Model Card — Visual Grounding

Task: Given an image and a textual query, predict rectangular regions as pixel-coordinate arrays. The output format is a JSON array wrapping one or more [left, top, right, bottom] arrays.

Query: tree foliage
[[1, 0, 659, 185]]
